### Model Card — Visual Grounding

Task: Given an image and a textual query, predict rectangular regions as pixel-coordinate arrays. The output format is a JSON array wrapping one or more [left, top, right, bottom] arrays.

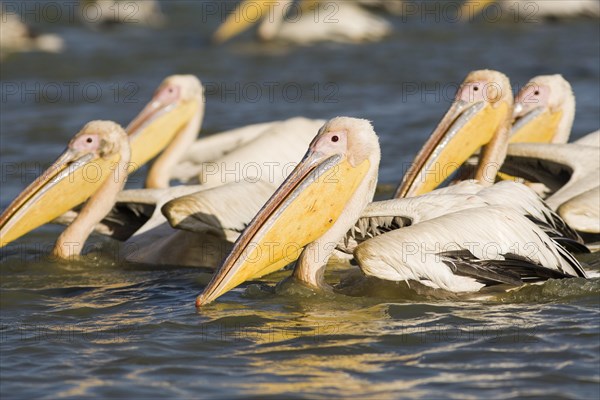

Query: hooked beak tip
[[195, 295, 205, 308]]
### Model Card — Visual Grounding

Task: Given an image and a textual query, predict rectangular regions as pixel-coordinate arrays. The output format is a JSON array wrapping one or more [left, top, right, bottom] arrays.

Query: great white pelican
[[394, 69, 513, 198], [0, 121, 130, 258]]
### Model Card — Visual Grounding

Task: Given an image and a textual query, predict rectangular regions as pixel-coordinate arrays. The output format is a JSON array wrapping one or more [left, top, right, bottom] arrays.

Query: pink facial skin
[[154, 83, 181, 105], [312, 130, 348, 156], [515, 83, 551, 110], [456, 80, 503, 104], [71, 134, 101, 153]]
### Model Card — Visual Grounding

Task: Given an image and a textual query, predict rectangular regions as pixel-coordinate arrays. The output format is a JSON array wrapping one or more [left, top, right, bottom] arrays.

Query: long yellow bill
[[126, 98, 199, 171], [213, 0, 320, 43], [196, 148, 370, 306], [0, 150, 119, 247], [212, 0, 273, 43], [394, 99, 510, 198], [510, 104, 563, 144], [460, 0, 495, 20]]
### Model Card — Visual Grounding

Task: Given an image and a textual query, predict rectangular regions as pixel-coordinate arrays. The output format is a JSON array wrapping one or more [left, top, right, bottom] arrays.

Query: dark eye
[[331, 135, 339, 143], [473, 86, 479, 91], [86, 137, 93, 143], [168, 87, 174, 93], [534, 90, 540, 96]]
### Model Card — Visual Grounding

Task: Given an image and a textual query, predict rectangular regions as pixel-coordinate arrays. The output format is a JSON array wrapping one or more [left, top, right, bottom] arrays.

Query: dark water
[[1, 1, 599, 398]]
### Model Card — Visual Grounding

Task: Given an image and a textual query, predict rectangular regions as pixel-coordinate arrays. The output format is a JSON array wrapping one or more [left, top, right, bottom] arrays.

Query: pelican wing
[[574, 130, 600, 147], [52, 185, 204, 241], [51, 203, 153, 241], [558, 187, 600, 234], [502, 142, 600, 218], [162, 180, 276, 234], [502, 143, 599, 191], [169, 121, 274, 184], [346, 181, 583, 251], [354, 206, 586, 293], [171, 117, 324, 185], [440, 250, 574, 286]]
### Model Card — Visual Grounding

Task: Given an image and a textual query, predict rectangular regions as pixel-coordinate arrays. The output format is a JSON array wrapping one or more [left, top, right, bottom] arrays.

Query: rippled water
[[1, 1, 599, 398]]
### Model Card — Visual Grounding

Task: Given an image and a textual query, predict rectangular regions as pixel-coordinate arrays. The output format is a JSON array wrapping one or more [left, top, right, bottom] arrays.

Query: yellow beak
[[0, 150, 120, 247], [510, 105, 563, 144], [394, 99, 511, 198], [460, 0, 495, 20], [212, 0, 272, 43], [212, 0, 319, 43], [196, 149, 371, 306], [126, 98, 199, 171]]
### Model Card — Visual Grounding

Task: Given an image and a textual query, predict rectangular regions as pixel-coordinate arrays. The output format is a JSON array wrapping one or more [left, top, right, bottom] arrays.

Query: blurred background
[[0, 1, 599, 398]]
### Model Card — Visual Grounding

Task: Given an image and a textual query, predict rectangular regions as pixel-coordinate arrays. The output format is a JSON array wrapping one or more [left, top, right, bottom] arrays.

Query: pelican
[[500, 75, 600, 234], [394, 70, 513, 198], [50, 74, 204, 229], [489, 74, 576, 193], [461, 0, 600, 20], [196, 117, 586, 306], [0, 12, 64, 59], [0, 75, 204, 256], [213, 0, 392, 44], [511, 74, 575, 144], [0, 121, 130, 258], [78, 0, 165, 27], [126, 74, 205, 188]]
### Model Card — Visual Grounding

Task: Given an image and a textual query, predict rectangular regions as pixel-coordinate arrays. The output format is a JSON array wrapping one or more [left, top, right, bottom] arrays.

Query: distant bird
[[213, 0, 392, 44], [78, 0, 166, 27], [0, 12, 64, 59], [461, 0, 600, 20]]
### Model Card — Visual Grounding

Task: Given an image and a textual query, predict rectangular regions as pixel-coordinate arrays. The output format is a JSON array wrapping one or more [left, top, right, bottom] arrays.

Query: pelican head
[[196, 117, 380, 306], [395, 69, 513, 198], [511, 74, 574, 144], [0, 121, 129, 247], [127, 75, 204, 174]]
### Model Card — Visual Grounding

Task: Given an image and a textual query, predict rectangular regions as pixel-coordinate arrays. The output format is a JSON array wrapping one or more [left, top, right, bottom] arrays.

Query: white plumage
[[350, 181, 586, 292], [355, 205, 584, 292], [502, 136, 600, 234]]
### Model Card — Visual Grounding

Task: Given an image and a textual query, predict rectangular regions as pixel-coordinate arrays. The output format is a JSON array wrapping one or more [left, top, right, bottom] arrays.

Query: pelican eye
[[534, 90, 540, 96], [331, 135, 339, 143], [473, 86, 479, 91], [86, 137, 93, 143]]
